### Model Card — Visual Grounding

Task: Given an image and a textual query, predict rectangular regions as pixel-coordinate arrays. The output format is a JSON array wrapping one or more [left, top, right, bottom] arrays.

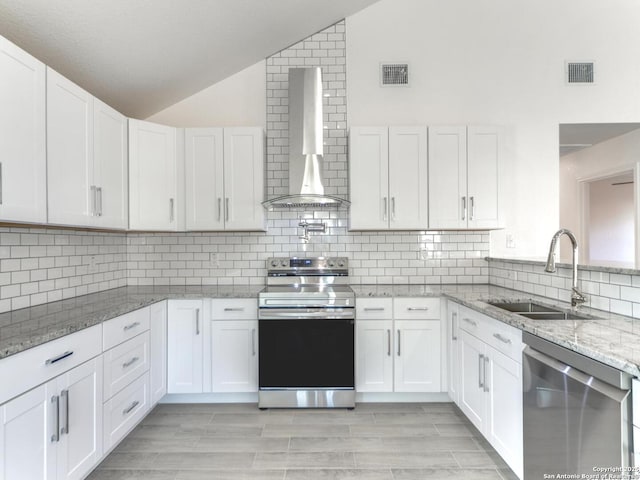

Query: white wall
[[346, 0, 640, 258], [147, 61, 266, 127]]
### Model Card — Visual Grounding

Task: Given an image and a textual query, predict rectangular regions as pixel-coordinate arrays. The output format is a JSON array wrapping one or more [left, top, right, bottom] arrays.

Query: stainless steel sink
[[486, 301, 589, 320]]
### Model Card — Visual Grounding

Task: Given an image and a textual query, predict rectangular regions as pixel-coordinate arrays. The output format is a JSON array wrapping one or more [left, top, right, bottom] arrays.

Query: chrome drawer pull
[[484, 356, 490, 392], [196, 308, 200, 335], [123, 400, 140, 415], [224, 307, 245, 312], [61, 389, 69, 435], [387, 329, 391, 357], [397, 329, 401, 356], [451, 312, 458, 341], [45, 351, 74, 365], [363, 307, 385, 311], [252, 328, 256, 356], [493, 333, 512, 345], [478, 354, 484, 389], [51, 395, 60, 443], [463, 317, 477, 327], [122, 356, 140, 368], [123, 321, 141, 331], [407, 307, 429, 311]]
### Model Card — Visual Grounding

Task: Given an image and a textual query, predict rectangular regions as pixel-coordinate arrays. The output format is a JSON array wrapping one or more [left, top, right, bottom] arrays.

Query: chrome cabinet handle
[[97, 187, 103, 216], [452, 312, 458, 341], [90, 185, 96, 215], [484, 356, 490, 392], [251, 328, 256, 356], [391, 197, 396, 220], [225, 198, 229, 221], [493, 333, 512, 344], [407, 307, 429, 311], [397, 329, 401, 356], [364, 307, 385, 312], [387, 329, 391, 357], [470, 196, 475, 221], [478, 354, 484, 389], [45, 351, 74, 365], [217, 198, 221, 222], [224, 307, 245, 312], [122, 356, 140, 368], [461, 196, 467, 220], [123, 321, 140, 331], [463, 317, 477, 327], [123, 400, 140, 415], [169, 198, 175, 222], [383, 197, 388, 221], [0, 162, 3, 204], [60, 389, 69, 435], [51, 395, 60, 443], [195, 308, 200, 335]]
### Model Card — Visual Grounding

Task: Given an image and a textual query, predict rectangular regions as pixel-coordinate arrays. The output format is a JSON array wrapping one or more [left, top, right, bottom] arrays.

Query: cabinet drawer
[[356, 298, 393, 319], [211, 298, 257, 320], [458, 305, 485, 337], [103, 307, 150, 350], [393, 297, 440, 319], [483, 320, 523, 363], [103, 371, 149, 452], [103, 332, 150, 400], [0, 324, 102, 405]]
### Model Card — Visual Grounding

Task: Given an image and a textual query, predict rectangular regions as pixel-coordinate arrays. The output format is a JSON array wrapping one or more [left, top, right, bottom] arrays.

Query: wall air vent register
[[566, 61, 595, 84], [381, 63, 410, 86]]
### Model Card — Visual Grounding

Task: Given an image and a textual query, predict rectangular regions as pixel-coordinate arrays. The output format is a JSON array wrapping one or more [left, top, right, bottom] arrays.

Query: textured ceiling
[[0, 0, 379, 118]]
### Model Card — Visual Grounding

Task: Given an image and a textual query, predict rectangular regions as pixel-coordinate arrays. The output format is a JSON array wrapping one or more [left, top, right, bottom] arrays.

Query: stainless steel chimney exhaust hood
[[262, 67, 349, 210]]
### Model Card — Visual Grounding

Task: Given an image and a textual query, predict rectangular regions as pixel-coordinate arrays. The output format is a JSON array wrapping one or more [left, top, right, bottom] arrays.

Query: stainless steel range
[[258, 256, 355, 409]]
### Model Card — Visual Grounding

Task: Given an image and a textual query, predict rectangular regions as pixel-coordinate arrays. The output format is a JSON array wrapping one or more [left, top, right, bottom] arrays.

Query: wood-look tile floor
[[87, 402, 519, 480]]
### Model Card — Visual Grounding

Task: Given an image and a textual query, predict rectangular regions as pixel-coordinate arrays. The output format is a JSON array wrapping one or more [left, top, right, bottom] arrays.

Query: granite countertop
[[2, 283, 640, 378], [0, 285, 262, 360]]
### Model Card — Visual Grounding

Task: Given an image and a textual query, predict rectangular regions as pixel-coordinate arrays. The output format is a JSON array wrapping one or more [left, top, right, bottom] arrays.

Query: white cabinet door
[[0, 36, 46, 224], [485, 345, 523, 479], [223, 127, 265, 231], [149, 301, 167, 405], [467, 126, 500, 229], [185, 128, 224, 230], [167, 300, 203, 393], [428, 126, 467, 229], [93, 98, 128, 229], [355, 319, 393, 393], [349, 127, 389, 230], [447, 302, 461, 405], [459, 329, 486, 432], [46, 67, 93, 226], [56, 356, 102, 480], [211, 320, 258, 392], [129, 119, 178, 230], [388, 126, 428, 229], [394, 320, 441, 393], [0, 383, 56, 480]]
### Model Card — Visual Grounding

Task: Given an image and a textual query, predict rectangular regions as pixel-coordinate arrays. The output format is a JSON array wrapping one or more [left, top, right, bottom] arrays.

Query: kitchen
[[2, 0, 640, 479]]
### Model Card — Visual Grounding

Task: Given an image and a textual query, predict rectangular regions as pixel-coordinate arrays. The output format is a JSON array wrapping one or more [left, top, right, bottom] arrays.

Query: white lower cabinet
[[0, 356, 103, 480], [167, 299, 205, 393], [355, 298, 441, 393], [103, 371, 149, 451], [457, 304, 523, 479], [211, 320, 258, 392]]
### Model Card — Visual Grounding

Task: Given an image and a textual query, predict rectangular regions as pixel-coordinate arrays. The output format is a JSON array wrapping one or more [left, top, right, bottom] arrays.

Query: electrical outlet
[[418, 248, 432, 260], [210, 253, 220, 268], [506, 234, 516, 249], [88, 255, 98, 274]]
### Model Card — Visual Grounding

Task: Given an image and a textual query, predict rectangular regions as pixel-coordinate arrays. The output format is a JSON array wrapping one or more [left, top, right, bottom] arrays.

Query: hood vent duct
[[262, 67, 349, 210]]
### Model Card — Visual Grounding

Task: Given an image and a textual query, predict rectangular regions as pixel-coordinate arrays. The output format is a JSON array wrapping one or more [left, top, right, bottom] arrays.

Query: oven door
[[258, 308, 354, 389]]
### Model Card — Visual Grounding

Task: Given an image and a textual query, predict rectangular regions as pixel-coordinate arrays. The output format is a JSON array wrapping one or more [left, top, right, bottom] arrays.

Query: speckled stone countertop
[[352, 284, 640, 377], [3, 283, 640, 378], [0, 285, 262, 360]]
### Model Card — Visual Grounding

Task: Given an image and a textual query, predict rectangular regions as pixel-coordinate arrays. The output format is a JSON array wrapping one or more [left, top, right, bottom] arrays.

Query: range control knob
[[271, 259, 279, 268], [328, 259, 335, 268], [281, 259, 288, 267], [338, 260, 345, 267]]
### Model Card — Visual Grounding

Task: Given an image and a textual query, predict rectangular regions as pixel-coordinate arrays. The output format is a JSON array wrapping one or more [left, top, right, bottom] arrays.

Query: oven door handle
[[259, 308, 355, 320]]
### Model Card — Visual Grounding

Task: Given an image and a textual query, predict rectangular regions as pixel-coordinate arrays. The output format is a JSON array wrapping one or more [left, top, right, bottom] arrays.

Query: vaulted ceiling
[[0, 0, 379, 118]]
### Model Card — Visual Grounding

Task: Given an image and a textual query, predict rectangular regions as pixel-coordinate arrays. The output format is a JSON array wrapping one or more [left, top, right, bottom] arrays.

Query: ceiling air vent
[[566, 61, 595, 84], [381, 63, 409, 86]]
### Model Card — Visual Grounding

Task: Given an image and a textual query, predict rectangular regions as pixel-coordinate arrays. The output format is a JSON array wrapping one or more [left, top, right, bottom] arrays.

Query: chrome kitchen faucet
[[544, 228, 587, 308]]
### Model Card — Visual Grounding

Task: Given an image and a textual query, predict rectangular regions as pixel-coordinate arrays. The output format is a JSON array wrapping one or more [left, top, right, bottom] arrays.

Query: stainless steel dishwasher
[[523, 332, 632, 479]]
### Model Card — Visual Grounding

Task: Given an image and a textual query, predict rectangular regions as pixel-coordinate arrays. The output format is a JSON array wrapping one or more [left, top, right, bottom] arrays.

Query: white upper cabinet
[[129, 119, 180, 230], [93, 98, 128, 229], [47, 67, 128, 229], [350, 126, 428, 230], [428, 125, 501, 229], [0, 36, 47, 224], [223, 127, 265, 231], [46, 67, 93, 227], [185, 127, 264, 231]]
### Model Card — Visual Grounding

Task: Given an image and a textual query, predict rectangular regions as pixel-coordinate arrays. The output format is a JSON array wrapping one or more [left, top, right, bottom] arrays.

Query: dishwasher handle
[[523, 346, 629, 402]]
